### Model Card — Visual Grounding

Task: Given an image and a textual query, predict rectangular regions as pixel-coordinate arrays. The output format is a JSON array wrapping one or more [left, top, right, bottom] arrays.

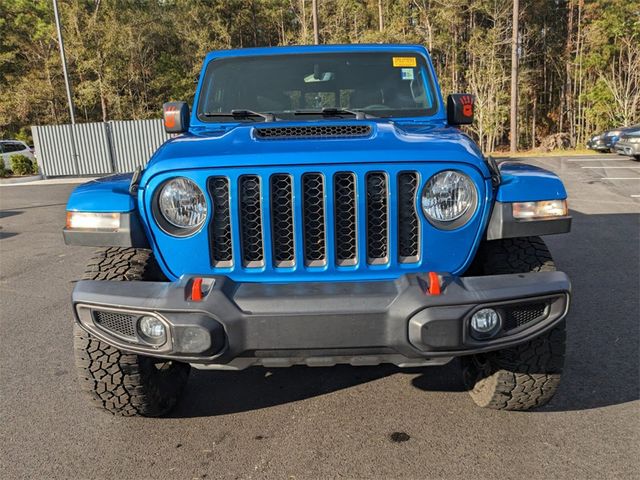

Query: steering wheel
[[361, 104, 392, 110]]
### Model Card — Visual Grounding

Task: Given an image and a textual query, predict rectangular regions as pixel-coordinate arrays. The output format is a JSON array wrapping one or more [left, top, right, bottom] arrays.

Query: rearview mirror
[[447, 94, 474, 125], [163, 101, 190, 133]]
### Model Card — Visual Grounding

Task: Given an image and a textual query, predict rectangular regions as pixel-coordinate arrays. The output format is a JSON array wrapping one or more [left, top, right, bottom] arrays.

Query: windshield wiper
[[201, 109, 277, 122], [294, 107, 372, 120]]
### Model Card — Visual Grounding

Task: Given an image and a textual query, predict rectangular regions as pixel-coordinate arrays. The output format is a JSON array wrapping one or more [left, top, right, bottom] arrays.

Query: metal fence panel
[[32, 124, 77, 176], [32, 119, 170, 177], [110, 119, 170, 172], [74, 122, 113, 174]]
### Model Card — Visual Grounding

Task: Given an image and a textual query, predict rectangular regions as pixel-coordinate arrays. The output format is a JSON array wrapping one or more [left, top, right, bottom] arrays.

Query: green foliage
[[9, 154, 38, 176], [0, 162, 9, 178], [0, 0, 637, 151]]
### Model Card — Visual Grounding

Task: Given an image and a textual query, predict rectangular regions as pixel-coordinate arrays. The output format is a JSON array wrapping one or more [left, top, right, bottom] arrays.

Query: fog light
[[138, 316, 166, 344], [470, 308, 501, 339]]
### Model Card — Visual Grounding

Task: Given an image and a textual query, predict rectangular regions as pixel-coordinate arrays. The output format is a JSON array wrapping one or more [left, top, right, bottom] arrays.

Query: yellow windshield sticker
[[392, 57, 417, 67]]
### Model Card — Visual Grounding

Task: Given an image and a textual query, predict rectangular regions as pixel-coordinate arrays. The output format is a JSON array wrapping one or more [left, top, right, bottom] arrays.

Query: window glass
[[197, 52, 439, 121], [4, 143, 25, 153]]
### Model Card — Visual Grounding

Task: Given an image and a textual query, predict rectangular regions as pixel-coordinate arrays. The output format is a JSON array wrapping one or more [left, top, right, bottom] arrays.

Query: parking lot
[[1, 154, 638, 480]]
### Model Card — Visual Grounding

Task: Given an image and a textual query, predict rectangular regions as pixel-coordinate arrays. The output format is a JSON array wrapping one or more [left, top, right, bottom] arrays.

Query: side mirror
[[163, 101, 190, 133], [447, 94, 474, 125]]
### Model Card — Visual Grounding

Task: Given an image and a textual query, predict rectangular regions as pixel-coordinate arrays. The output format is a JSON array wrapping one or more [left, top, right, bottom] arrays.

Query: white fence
[[31, 119, 170, 177]]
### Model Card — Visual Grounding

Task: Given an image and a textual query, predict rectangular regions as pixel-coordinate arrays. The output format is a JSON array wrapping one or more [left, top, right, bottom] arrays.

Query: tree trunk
[[510, 0, 519, 152], [564, 0, 575, 142]]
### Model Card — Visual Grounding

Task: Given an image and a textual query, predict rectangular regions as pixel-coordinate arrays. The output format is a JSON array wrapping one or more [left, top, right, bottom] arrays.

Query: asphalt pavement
[[1, 154, 638, 479]]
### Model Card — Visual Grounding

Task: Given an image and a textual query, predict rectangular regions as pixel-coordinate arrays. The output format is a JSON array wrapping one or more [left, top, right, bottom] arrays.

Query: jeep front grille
[[207, 170, 422, 269]]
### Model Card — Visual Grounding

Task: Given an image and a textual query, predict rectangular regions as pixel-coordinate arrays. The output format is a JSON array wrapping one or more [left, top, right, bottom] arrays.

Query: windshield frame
[[193, 49, 442, 125]]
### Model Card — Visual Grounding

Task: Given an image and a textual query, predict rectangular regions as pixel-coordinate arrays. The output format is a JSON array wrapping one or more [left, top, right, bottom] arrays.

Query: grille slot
[[334, 172, 358, 266], [239, 175, 264, 267], [208, 177, 233, 267], [255, 125, 372, 140], [302, 173, 327, 266], [270, 174, 295, 267], [366, 172, 389, 264], [93, 311, 137, 339], [398, 172, 420, 262], [503, 302, 548, 331]]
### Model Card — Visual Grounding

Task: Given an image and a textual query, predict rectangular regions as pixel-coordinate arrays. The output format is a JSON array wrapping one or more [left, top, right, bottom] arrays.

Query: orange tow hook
[[427, 271, 441, 296], [191, 277, 204, 301]]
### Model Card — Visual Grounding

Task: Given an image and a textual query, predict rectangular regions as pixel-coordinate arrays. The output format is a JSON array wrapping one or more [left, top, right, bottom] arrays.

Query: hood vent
[[254, 124, 372, 140]]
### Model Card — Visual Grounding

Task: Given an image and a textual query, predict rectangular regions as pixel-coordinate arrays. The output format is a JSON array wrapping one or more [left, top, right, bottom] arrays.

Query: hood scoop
[[254, 124, 372, 140]]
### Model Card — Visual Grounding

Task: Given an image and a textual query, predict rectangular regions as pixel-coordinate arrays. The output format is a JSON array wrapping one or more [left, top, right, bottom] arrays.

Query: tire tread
[[463, 237, 565, 411], [73, 248, 188, 417]]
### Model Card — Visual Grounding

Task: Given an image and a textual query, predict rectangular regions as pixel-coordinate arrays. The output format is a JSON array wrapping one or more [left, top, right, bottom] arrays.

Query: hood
[[141, 119, 489, 183]]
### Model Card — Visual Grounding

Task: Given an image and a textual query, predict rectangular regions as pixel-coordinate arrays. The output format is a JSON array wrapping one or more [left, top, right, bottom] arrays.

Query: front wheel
[[74, 325, 190, 416], [462, 237, 566, 410], [73, 248, 190, 416]]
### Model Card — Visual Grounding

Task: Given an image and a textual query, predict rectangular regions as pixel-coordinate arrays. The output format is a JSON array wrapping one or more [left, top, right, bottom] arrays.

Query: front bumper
[[587, 140, 608, 151], [72, 272, 571, 369], [614, 142, 640, 157]]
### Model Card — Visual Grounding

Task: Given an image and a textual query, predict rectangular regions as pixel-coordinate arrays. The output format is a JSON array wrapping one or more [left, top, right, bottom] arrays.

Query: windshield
[[197, 52, 439, 122]]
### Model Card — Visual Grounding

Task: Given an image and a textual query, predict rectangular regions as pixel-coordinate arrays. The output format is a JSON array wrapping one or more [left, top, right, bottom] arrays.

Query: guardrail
[[31, 119, 170, 177]]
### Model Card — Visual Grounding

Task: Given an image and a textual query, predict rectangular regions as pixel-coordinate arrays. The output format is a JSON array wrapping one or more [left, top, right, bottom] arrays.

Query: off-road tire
[[73, 247, 190, 417], [462, 237, 566, 410]]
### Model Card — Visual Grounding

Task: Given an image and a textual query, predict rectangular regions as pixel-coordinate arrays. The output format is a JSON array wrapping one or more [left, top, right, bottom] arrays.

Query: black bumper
[[72, 272, 571, 369]]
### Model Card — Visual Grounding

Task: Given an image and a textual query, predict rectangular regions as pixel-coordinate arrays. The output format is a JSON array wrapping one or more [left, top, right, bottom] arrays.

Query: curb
[[0, 174, 43, 185]]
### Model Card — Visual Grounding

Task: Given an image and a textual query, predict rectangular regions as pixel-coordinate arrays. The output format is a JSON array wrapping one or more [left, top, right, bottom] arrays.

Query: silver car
[[614, 126, 640, 161]]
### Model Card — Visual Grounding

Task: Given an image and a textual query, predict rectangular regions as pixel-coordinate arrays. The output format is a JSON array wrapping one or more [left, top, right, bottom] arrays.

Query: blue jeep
[[64, 45, 571, 416]]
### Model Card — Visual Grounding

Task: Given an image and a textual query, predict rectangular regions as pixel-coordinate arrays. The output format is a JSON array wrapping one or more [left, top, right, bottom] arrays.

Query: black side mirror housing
[[163, 101, 190, 133], [447, 94, 474, 125]]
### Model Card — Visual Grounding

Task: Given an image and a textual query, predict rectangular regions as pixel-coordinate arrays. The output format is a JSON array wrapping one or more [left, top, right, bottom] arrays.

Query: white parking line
[[582, 166, 640, 169], [631, 195, 640, 198], [567, 158, 630, 162], [601, 177, 640, 180]]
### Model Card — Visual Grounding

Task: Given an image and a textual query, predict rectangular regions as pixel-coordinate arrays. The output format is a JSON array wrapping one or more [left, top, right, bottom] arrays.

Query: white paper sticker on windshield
[[401, 68, 414, 80]]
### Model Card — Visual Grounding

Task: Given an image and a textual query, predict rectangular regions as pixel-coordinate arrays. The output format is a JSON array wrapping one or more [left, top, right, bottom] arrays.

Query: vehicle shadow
[[537, 210, 639, 412], [0, 210, 22, 219], [0, 230, 19, 240], [173, 210, 639, 417]]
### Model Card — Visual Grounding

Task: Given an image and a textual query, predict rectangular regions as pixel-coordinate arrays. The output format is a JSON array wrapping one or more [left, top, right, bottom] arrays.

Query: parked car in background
[[605, 125, 640, 151], [602, 128, 624, 151], [0, 140, 35, 169], [586, 133, 609, 152], [614, 126, 640, 161]]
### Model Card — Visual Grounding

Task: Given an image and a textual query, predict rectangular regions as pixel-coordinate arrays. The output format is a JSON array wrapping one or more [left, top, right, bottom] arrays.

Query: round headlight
[[421, 170, 477, 228], [157, 177, 207, 233]]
